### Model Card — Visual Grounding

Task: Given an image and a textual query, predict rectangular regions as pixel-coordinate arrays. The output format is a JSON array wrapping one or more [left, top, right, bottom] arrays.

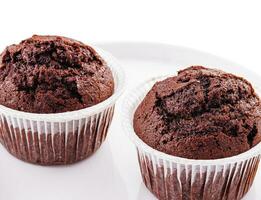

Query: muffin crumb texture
[[134, 66, 261, 159], [0, 35, 114, 113]]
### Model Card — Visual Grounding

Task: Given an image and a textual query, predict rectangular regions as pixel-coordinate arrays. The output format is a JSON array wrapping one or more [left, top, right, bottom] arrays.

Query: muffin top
[[134, 66, 261, 159], [0, 35, 114, 113]]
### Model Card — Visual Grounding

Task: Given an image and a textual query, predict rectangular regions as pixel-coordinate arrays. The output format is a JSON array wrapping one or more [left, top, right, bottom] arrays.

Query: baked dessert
[[0, 35, 123, 165], [134, 66, 261, 159], [0, 35, 114, 113], [127, 66, 261, 199]]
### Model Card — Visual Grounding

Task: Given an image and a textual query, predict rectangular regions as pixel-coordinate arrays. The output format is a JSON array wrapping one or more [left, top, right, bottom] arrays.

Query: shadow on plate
[[0, 142, 128, 200], [137, 182, 156, 200]]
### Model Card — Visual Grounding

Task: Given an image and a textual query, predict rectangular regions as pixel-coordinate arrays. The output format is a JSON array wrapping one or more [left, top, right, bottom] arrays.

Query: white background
[[0, 0, 261, 74], [1, 1, 261, 200]]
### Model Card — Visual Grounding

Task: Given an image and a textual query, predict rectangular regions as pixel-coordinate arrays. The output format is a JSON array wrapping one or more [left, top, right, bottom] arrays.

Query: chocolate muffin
[[0, 35, 123, 165], [134, 66, 261, 159], [0, 35, 114, 113]]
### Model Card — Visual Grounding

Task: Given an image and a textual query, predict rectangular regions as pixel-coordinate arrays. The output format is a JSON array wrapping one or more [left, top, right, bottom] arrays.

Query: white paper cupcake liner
[[122, 76, 261, 200], [0, 48, 125, 165]]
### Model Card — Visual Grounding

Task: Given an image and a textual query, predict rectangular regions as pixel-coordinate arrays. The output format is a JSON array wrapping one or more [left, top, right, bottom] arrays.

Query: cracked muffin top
[[134, 66, 261, 159], [0, 35, 114, 113]]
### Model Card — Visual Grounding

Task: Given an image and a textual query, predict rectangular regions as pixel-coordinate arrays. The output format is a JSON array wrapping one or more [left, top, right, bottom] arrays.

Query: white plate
[[0, 43, 260, 200]]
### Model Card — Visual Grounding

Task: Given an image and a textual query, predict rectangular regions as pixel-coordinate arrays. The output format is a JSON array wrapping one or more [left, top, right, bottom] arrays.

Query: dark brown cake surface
[[134, 66, 261, 159], [0, 35, 114, 113]]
